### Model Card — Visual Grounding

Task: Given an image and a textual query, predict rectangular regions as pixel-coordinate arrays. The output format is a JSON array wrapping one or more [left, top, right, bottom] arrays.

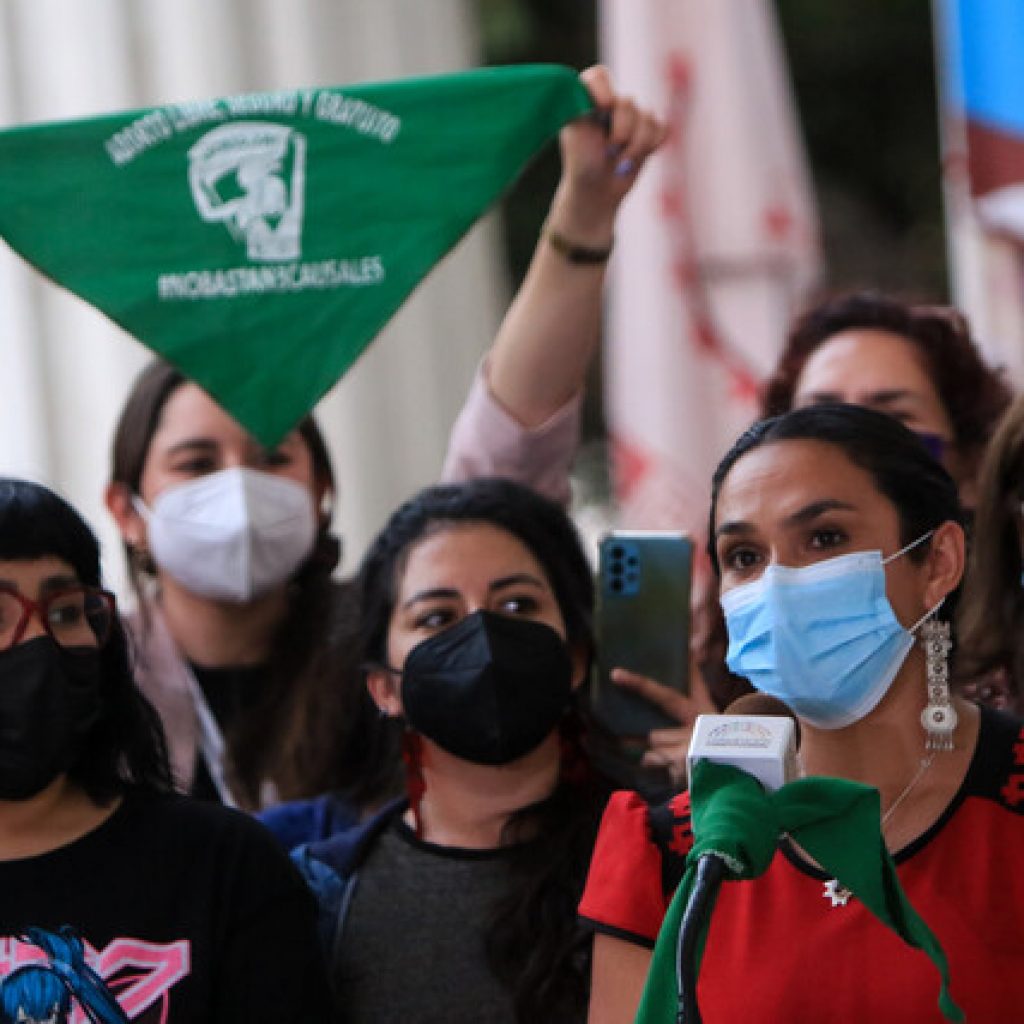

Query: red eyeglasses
[[0, 586, 116, 653]]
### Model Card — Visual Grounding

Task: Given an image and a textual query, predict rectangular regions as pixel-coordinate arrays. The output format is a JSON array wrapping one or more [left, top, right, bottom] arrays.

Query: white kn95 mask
[[135, 467, 316, 603]]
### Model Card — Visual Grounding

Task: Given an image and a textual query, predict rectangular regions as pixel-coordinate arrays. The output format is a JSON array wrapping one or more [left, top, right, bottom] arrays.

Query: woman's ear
[[105, 482, 147, 548], [366, 667, 403, 717], [923, 520, 966, 610]]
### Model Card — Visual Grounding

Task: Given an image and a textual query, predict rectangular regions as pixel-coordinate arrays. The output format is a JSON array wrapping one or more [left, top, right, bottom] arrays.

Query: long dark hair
[[957, 396, 1024, 696], [356, 477, 600, 1022], [0, 478, 172, 803], [109, 359, 389, 808], [761, 292, 1011, 479], [708, 404, 966, 620]]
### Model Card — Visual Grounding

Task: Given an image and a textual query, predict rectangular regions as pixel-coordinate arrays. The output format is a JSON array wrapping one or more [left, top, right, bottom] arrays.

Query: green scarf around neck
[[635, 760, 963, 1023]]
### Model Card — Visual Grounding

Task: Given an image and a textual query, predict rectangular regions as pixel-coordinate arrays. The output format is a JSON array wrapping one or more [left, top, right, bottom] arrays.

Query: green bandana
[[0, 65, 592, 444], [635, 760, 964, 1023]]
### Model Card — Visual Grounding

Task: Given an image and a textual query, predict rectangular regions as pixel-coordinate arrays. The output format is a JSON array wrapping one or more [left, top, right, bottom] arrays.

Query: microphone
[[686, 693, 800, 793], [675, 695, 800, 1024], [722, 692, 802, 748]]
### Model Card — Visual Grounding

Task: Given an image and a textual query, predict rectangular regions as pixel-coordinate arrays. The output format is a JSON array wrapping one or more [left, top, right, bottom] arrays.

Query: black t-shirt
[[0, 789, 332, 1022]]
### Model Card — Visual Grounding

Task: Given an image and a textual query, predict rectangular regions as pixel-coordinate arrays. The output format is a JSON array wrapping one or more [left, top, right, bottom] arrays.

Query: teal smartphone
[[590, 531, 692, 737]]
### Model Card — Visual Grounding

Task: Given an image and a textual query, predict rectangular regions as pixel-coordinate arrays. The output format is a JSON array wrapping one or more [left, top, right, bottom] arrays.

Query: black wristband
[[545, 225, 614, 265]]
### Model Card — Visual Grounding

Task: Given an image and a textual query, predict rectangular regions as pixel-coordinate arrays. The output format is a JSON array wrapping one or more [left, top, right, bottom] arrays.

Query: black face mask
[[400, 610, 574, 766], [0, 636, 103, 800]]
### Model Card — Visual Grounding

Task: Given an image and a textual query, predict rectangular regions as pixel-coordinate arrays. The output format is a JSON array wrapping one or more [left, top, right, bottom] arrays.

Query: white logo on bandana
[[188, 122, 305, 262]]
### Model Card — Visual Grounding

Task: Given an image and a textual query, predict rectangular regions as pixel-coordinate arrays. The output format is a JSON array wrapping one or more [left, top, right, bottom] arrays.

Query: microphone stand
[[676, 852, 727, 1024]]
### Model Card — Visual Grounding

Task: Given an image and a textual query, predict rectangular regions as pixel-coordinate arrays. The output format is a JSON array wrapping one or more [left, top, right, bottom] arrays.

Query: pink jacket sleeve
[[440, 359, 582, 509]]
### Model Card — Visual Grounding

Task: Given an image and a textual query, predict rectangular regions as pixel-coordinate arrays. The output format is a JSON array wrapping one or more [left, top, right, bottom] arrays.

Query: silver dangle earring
[[920, 617, 956, 751]]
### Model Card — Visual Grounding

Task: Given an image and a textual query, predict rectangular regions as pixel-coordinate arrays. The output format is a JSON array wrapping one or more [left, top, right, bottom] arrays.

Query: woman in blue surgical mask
[[582, 404, 1024, 1024]]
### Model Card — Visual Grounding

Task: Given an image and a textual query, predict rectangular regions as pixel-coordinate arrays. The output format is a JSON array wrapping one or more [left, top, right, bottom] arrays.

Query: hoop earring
[[920, 617, 957, 751]]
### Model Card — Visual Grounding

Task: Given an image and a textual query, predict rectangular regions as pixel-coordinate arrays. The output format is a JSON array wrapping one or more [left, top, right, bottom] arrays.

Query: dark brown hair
[[110, 360, 335, 546], [762, 292, 1011, 480], [356, 478, 600, 1023], [110, 359, 395, 808], [708, 404, 965, 615], [956, 397, 1024, 697]]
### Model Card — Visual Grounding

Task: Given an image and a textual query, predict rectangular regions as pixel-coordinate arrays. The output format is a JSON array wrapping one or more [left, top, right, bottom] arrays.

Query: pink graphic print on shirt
[[0, 935, 190, 1023]]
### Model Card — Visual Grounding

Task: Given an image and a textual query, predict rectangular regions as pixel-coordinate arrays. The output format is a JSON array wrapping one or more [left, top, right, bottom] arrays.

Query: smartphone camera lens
[[606, 540, 641, 596]]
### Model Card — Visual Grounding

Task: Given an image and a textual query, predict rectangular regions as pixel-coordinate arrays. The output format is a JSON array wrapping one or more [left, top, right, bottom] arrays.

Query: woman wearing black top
[[0, 478, 330, 1023]]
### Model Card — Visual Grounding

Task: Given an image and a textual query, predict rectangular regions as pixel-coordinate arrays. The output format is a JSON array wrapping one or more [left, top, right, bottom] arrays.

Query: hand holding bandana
[[0, 65, 592, 444]]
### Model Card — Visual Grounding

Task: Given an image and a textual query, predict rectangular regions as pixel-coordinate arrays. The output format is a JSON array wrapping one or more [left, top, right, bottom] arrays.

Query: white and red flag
[[600, 0, 822, 570]]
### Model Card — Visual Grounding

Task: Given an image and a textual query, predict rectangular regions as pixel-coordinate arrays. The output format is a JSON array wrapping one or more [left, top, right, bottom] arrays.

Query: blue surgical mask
[[720, 533, 937, 729]]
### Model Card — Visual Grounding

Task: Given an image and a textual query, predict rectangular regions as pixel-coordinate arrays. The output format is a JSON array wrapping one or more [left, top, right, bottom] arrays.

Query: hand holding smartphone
[[589, 531, 693, 738]]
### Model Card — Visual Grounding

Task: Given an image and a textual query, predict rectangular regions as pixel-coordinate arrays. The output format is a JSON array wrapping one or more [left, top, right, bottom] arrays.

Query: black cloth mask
[[0, 636, 102, 800], [400, 610, 574, 766]]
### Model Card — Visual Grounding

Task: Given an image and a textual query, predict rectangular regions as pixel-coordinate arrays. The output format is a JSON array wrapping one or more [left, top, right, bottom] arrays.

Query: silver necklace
[[821, 752, 936, 908], [880, 753, 936, 830]]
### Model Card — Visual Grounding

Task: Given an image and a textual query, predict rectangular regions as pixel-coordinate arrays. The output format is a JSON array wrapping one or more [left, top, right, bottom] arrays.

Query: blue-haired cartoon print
[[0, 927, 128, 1024]]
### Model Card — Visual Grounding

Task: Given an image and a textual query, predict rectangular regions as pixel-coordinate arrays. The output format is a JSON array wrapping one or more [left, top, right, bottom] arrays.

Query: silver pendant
[[921, 618, 956, 751], [822, 878, 852, 907]]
